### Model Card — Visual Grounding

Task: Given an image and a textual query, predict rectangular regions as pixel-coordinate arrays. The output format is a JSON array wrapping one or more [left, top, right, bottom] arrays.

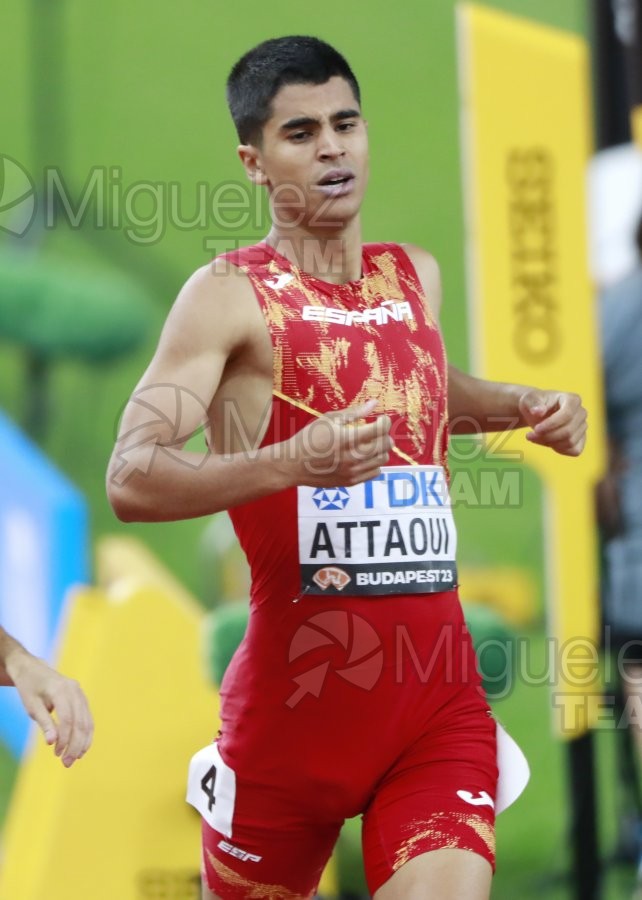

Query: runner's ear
[[237, 145, 268, 186]]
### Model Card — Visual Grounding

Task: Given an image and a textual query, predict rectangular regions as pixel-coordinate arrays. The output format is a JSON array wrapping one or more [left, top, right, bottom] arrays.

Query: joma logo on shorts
[[456, 790, 494, 809], [217, 840, 262, 862], [302, 301, 414, 327]]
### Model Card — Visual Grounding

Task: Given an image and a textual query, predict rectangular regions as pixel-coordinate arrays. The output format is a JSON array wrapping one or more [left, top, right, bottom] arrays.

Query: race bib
[[298, 465, 458, 596], [186, 742, 236, 837]]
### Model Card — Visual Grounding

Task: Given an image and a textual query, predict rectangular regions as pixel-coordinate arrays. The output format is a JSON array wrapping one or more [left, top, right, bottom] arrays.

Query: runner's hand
[[287, 399, 392, 486], [6, 649, 94, 767], [519, 390, 587, 457]]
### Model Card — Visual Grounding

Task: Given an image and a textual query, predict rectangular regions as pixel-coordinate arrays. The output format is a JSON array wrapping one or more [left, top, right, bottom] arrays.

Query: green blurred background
[[1, 0, 633, 897]]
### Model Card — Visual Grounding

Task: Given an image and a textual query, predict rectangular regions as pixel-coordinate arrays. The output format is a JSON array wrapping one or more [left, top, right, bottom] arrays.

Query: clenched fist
[[519, 390, 588, 457]]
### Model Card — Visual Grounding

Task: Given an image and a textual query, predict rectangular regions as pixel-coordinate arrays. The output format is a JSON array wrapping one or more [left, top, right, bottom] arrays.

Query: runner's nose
[[317, 126, 345, 161]]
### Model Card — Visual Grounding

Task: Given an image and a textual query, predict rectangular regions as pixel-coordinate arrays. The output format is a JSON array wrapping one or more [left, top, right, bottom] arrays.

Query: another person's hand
[[5, 646, 94, 767], [518, 390, 588, 457]]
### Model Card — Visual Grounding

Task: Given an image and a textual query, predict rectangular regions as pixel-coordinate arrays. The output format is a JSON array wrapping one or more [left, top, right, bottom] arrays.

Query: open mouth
[[318, 170, 354, 186], [316, 171, 356, 197], [320, 175, 351, 186]]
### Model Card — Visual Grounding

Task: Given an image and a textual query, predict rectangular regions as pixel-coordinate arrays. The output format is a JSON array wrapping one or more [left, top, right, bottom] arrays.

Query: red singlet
[[197, 241, 497, 899]]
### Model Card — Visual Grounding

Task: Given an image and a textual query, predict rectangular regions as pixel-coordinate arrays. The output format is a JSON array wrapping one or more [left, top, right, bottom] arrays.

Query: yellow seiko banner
[[457, 5, 605, 737]]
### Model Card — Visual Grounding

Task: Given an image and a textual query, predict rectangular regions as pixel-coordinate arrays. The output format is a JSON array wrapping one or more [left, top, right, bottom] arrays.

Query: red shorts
[[196, 592, 498, 898], [201, 725, 496, 898]]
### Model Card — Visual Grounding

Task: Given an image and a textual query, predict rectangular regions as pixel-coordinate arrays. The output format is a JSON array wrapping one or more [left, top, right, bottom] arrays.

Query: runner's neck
[[263, 219, 363, 285]]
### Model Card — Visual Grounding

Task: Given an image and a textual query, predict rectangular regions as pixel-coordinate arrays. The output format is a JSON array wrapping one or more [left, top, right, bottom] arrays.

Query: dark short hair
[[226, 36, 361, 145]]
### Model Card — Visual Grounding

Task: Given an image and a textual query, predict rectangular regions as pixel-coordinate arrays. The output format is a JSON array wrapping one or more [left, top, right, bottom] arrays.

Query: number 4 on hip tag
[[186, 742, 236, 837]]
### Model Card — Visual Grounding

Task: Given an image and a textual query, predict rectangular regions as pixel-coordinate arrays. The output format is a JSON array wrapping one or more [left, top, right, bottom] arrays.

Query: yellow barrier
[[0, 541, 218, 900], [0, 535, 338, 898], [96, 534, 199, 606], [457, 5, 606, 736]]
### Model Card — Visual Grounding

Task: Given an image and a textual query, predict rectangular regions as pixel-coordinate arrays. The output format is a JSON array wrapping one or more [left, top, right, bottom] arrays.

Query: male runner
[[0, 626, 93, 766], [106, 36, 588, 900]]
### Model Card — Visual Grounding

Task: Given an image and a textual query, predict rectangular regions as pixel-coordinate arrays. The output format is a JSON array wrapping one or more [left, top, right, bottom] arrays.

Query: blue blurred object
[[0, 411, 88, 756]]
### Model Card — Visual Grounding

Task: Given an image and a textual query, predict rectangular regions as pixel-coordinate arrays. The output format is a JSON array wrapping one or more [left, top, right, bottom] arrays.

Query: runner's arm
[[106, 263, 392, 522], [402, 244, 587, 455]]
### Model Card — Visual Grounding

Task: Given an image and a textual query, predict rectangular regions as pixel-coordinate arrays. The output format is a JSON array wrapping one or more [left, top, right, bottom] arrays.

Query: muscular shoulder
[[399, 243, 443, 319], [160, 257, 260, 359]]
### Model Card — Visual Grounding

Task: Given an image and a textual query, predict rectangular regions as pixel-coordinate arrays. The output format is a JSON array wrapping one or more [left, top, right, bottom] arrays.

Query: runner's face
[[256, 76, 369, 230]]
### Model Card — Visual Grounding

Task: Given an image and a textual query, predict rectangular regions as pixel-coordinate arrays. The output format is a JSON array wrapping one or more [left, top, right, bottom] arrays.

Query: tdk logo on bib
[[364, 470, 447, 509], [298, 466, 458, 597]]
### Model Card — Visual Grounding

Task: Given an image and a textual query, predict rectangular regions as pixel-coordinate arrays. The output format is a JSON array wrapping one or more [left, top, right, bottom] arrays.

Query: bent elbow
[[106, 486, 136, 522], [105, 470, 145, 523]]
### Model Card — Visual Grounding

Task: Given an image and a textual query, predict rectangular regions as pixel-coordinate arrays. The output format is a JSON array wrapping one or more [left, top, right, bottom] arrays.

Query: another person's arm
[[595, 438, 625, 538], [403, 244, 588, 456], [594, 275, 635, 537], [0, 628, 93, 767]]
